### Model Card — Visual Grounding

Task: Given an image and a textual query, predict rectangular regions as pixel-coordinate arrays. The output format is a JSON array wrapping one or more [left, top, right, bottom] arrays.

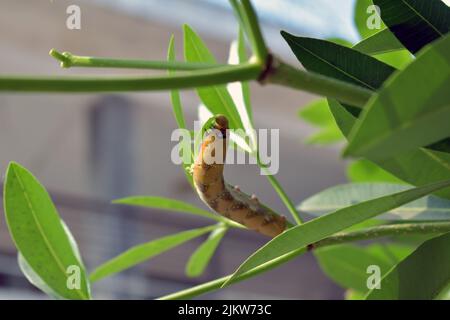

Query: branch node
[[257, 53, 278, 84]]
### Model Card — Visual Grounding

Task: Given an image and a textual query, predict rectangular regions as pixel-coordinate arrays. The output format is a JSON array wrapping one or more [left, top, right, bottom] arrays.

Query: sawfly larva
[[193, 115, 286, 238]]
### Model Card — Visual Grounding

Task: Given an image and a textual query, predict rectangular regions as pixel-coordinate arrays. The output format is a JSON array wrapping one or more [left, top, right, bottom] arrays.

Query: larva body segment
[[193, 115, 286, 238]]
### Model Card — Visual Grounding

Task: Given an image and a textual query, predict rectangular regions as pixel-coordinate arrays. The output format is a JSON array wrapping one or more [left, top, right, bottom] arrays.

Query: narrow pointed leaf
[[345, 34, 450, 160], [366, 232, 450, 299], [281, 31, 396, 91], [373, 0, 450, 54], [186, 226, 227, 277], [353, 29, 405, 55], [299, 183, 450, 221], [90, 225, 216, 282], [183, 24, 244, 130], [224, 179, 450, 286], [347, 159, 404, 183], [4, 162, 91, 300], [113, 196, 222, 222], [299, 99, 344, 145], [329, 96, 450, 200]]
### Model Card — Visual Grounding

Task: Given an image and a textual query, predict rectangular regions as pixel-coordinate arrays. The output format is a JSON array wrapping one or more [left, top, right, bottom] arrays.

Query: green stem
[[50, 49, 225, 71], [0, 63, 261, 93], [239, 0, 269, 63], [268, 60, 373, 108], [257, 157, 303, 225], [0, 58, 373, 107], [158, 221, 450, 300]]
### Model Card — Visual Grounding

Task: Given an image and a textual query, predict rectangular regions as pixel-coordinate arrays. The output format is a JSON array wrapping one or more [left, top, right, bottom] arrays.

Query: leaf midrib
[[287, 37, 377, 90], [402, 0, 443, 36], [12, 167, 87, 300]]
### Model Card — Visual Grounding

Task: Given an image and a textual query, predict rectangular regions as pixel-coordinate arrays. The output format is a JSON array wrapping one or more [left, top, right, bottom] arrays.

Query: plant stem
[[0, 63, 261, 93], [239, 0, 269, 63], [257, 157, 303, 225], [0, 57, 373, 107], [50, 49, 225, 71], [268, 60, 373, 108], [157, 221, 450, 299], [312, 221, 450, 248]]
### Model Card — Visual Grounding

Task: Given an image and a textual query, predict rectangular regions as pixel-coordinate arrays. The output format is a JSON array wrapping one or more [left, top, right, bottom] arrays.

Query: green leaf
[[366, 232, 450, 299], [345, 34, 450, 160], [224, 179, 450, 286], [299, 99, 344, 145], [90, 225, 216, 282], [167, 35, 194, 187], [3, 162, 91, 300], [347, 159, 404, 183], [237, 28, 253, 124], [281, 32, 396, 91], [316, 243, 413, 293], [345, 290, 365, 300], [353, 29, 405, 55], [329, 99, 450, 200], [372, 50, 413, 69], [299, 99, 336, 126], [299, 183, 450, 221], [167, 35, 187, 130], [186, 226, 227, 277], [226, 29, 257, 153], [373, 0, 450, 54], [354, 0, 386, 39], [113, 196, 222, 222], [305, 128, 344, 145], [183, 24, 244, 131]]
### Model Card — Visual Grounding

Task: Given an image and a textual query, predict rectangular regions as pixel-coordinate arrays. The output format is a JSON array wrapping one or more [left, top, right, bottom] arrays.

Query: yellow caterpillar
[[193, 115, 286, 238]]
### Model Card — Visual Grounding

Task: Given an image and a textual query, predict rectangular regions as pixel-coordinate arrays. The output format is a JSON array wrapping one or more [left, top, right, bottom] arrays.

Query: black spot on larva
[[231, 202, 247, 211], [220, 190, 234, 202], [197, 183, 209, 193], [245, 210, 259, 219]]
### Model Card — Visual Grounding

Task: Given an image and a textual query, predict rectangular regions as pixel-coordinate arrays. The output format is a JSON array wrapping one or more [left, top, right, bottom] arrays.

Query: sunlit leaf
[[4, 162, 91, 300], [224, 179, 450, 286], [345, 35, 450, 160], [113, 196, 222, 222], [186, 226, 227, 277], [183, 24, 244, 131], [299, 183, 450, 221], [90, 226, 216, 282], [366, 232, 450, 299], [347, 159, 404, 183]]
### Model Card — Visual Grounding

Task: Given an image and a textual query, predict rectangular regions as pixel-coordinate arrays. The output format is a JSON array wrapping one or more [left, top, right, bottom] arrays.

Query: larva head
[[213, 115, 229, 135]]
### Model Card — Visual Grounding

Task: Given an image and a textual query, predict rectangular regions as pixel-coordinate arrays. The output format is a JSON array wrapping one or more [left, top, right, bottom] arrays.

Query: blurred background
[[0, 0, 360, 299]]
